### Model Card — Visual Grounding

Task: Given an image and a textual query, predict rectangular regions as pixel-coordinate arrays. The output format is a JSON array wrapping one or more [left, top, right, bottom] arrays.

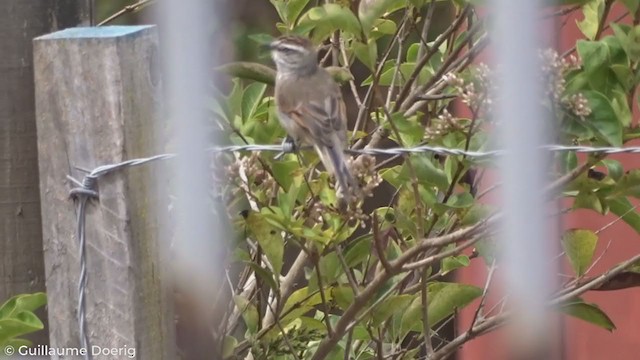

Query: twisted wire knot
[[69, 175, 99, 199]]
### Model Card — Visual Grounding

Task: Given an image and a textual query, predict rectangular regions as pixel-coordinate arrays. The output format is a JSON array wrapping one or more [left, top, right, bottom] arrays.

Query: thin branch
[[595, 0, 614, 40], [335, 245, 361, 295], [541, 4, 581, 19], [339, 38, 363, 108], [552, 253, 640, 304], [403, 34, 489, 117], [401, 232, 487, 271], [97, 0, 154, 26], [545, 154, 605, 194], [386, 24, 407, 108], [373, 215, 393, 273], [394, 6, 473, 111], [400, 22, 485, 113], [415, 0, 438, 69], [469, 259, 497, 329], [416, 94, 458, 101], [351, 16, 409, 141]]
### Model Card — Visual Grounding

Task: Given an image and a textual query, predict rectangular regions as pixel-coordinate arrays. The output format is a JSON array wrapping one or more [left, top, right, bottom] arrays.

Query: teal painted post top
[[35, 25, 155, 40]]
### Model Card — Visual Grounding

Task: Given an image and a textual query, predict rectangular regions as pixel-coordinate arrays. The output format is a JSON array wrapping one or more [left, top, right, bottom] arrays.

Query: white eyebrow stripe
[[276, 42, 306, 52]]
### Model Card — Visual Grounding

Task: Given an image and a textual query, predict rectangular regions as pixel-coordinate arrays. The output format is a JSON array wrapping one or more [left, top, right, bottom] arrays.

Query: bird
[[269, 35, 359, 211]]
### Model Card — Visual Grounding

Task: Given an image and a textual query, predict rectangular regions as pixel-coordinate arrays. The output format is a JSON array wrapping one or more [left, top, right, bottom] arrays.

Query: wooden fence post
[[33, 26, 175, 358], [0, 0, 90, 346]]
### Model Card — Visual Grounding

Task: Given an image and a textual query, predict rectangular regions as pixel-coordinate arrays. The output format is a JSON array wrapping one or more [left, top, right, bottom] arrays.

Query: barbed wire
[[64, 142, 640, 351], [66, 144, 640, 185], [211, 144, 640, 158]]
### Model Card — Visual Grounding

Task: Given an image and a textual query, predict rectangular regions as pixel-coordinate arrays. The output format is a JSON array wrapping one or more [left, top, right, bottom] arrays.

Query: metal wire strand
[[64, 142, 640, 354], [68, 176, 98, 360]]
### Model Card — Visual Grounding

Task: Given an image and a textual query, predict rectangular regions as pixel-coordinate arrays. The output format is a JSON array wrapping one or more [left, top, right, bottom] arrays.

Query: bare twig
[[469, 259, 497, 329], [394, 6, 473, 111], [552, 253, 640, 305], [97, 0, 154, 26], [339, 38, 363, 108], [401, 232, 487, 271]]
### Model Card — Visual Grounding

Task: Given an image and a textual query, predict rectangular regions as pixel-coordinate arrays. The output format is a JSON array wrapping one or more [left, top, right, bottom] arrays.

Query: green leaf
[[1, 338, 31, 351], [246, 261, 278, 292], [272, 160, 301, 192], [246, 211, 284, 274], [331, 286, 355, 310], [222, 336, 237, 359], [358, 0, 407, 36], [241, 83, 267, 121], [601, 159, 623, 181], [576, 38, 628, 92], [344, 235, 373, 267], [370, 19, 397, 39], [442, 192, 474, 209], [387, 112, 425, 146], [607, 197, 640, 234], [233, 295, 259, 334], [412, 155, 450, 191], [441, 253, 470, 275], [371, 295, 414, 325], [620, 0, 640, 13], [0, 313, 44, 345], [398, 282, 481, 335], [270, 0, 289, 23], [461, 203, 492, 226], [613, 169, 640, 198], [573, 191, 606, 214], [371, 62, 432, 87], [560, 298, 616, 331], [281, 287, 325, 325], [406, 43, 421, 63], [399, 297, 422, 336], [561, 229, 598, 276], [576, 0, 604, 40], [318, 252, 341, 285], [583, 90, 623, 146], [426, 282, 482, 326], [298, 4, 362, 40], [0, 293, 47, 320], [562, 151, 578, 174], [287, 0, 311, 25], [610, 64, 635, 93], [248, 33, 275, 46], [380, 165, 404, 189], [217, 62, 353, 87], [626, 25, 640, 60], [353, 40, 378, 71], [217, 62, 276, 86]]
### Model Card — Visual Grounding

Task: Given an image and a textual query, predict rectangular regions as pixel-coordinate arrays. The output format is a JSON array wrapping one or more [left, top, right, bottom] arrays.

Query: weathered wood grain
[[34, 26, 175, 359]]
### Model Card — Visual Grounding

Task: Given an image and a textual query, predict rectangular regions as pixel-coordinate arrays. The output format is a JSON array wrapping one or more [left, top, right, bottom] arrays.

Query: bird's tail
[[315, 144, 360, 211]]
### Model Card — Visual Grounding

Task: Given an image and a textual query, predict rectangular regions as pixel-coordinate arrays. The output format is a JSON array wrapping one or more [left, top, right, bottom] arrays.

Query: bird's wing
[[285, 92, 347, 148]]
